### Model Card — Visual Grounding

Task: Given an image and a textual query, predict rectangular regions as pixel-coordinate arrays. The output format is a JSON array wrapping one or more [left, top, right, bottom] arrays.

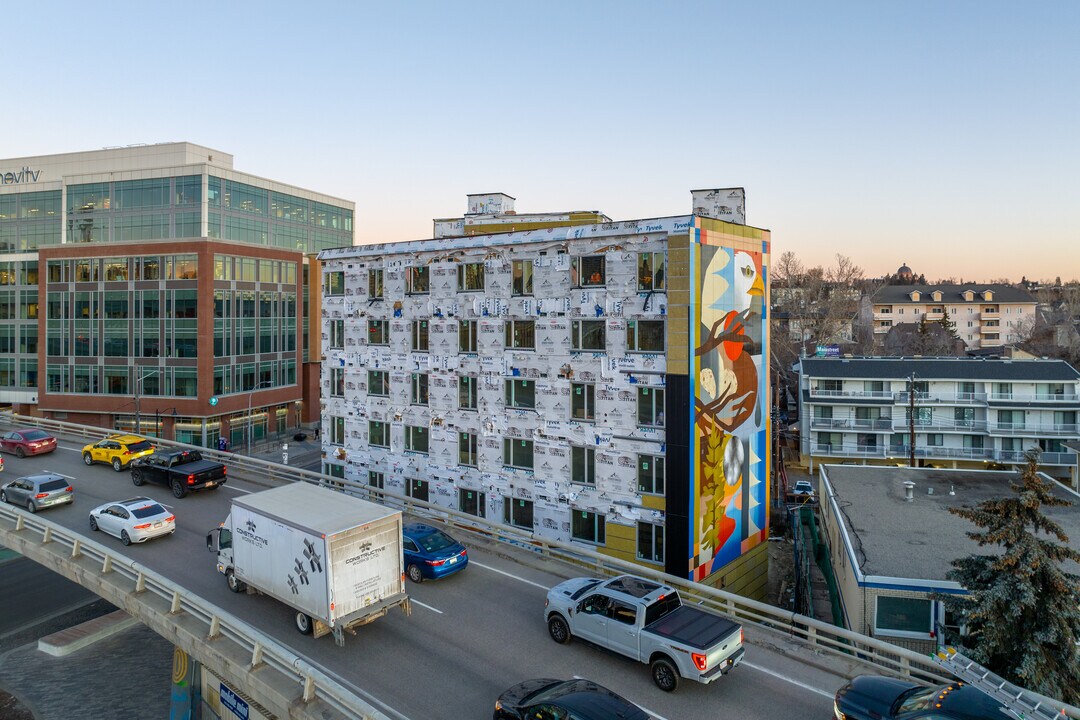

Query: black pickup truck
[[130, 449, 227, 498]]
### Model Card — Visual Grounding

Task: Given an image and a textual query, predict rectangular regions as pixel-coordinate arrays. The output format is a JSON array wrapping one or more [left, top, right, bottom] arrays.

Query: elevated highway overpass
[[2, 415, 1074, 720]]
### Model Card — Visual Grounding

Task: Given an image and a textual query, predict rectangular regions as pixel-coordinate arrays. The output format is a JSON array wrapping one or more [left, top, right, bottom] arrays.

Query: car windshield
[[131, 504, 165, 519], [417, 530, 456, 552], [127, 440, 153, 452], [23, 430, 50, 440], [39, 480, 68, 492], [570, 580, 603, 600], [893, 685, 941, 714]]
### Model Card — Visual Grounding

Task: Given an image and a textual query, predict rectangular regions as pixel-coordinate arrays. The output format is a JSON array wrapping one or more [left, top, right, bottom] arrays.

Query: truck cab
[[206, 516, 240, 591]]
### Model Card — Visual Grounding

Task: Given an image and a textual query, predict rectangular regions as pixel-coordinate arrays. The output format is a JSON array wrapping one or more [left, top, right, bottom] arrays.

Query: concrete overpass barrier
[[0, 504, 389, 720]]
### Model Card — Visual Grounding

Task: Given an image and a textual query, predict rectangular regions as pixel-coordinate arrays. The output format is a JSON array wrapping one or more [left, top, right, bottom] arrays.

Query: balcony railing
[[893, 391, 988, 404], [892, 418, 988, 432], [997, 450, 1074, 465], [810, 443, 1077, 466], [988, 422, 1079, 436], [989, 393, 1079, 403], [810, 388, 894, 399], [813, 443, 886, 458], [887, 445, 995, 460], [810, 417, 894, 430]]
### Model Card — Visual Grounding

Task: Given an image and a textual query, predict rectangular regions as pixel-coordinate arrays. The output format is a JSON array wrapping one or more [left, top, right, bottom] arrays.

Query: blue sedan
[[403, 522, 468, 583]]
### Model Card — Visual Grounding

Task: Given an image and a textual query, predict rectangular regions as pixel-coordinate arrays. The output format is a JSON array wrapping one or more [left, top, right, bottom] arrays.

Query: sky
[[5, 1, 1079, 282]]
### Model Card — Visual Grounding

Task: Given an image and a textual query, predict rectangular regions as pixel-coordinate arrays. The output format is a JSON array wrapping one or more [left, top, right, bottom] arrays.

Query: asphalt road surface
[[0, 432, 850, 720]]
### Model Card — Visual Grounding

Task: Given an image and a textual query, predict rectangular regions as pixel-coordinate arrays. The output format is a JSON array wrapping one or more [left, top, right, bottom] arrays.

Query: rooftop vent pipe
[[903, 481, 916, 502]]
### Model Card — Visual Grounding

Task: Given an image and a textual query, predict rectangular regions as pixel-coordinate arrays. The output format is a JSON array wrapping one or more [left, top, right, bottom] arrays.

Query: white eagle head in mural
[[734, 250, 765, 310]]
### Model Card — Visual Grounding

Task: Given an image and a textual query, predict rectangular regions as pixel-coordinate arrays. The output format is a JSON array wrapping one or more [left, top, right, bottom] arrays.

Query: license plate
[[449, 557, 457, 564], [154, 522, 162, 528], [205, 481, 215, 487]]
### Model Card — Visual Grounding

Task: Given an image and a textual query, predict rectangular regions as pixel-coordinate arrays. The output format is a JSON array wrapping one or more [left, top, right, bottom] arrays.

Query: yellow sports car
[[82, 434, 156, 472]]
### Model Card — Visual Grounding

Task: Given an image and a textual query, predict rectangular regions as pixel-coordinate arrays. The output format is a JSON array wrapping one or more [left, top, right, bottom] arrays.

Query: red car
[[0, 429, 58, 457]]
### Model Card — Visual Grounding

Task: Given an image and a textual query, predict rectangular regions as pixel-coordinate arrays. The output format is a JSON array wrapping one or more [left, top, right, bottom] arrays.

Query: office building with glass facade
[[0, 143, 353, 446]]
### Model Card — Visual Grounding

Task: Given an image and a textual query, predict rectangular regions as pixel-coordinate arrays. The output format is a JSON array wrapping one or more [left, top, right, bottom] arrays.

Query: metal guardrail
[[4, 412, 1079, 717], [0, 503, 385, 720]]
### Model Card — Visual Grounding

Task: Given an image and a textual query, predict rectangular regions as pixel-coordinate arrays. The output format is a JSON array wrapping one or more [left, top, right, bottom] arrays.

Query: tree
[[938, 452, 1080, 704], [770, 252, 866, 391]]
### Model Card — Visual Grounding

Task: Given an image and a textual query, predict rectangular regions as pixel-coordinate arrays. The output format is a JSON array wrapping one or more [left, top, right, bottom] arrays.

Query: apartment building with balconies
[[797, 356, 1080, 485], [870, 284, 1037, 349]]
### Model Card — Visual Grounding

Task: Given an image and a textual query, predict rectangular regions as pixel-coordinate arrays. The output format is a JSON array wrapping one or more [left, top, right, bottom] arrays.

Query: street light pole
[[909, 371, 917, 468]]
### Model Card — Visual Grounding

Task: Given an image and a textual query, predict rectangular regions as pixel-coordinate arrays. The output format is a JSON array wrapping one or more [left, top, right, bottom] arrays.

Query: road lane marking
[[742, 660, 835, 698], [572, 676, 668, 720], [221, 485, 253, 493], [410, 598, 443, 614], [471, 560, 550, 590], [42, 470, 76, 480]]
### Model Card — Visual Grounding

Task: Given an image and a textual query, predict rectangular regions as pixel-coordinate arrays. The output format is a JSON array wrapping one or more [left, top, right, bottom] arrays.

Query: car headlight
[[494, 699, 503, 711], [834, 701, 845, 720]]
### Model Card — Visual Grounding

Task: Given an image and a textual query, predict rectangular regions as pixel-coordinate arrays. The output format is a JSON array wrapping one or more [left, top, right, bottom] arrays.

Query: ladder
[[933, 647, 1069, 720]]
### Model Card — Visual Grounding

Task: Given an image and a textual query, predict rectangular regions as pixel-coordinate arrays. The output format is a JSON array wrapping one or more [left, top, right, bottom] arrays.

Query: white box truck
[[206, 482, 410, 645]]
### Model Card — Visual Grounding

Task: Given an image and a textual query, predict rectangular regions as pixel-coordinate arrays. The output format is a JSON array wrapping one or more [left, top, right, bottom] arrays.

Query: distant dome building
[[896, 262, 914, 282]]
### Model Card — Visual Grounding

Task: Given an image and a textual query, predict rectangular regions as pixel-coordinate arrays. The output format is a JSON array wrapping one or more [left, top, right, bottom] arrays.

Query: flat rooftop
[[821, 465, 1080, 582]]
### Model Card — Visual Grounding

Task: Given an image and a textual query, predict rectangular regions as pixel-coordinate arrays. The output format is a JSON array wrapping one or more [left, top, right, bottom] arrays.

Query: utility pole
[[909, 371, 916, 468]]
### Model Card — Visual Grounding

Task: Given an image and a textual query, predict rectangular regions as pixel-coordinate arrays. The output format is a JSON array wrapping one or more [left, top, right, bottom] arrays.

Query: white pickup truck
[[545, 574, 745, 691]]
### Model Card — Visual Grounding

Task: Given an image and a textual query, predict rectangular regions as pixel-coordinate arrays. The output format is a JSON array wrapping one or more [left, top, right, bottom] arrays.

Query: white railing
[[810, 418, 894, 431], [892, 419, 989, 432], [989, 393, 1079, 403], [810, 389, 894, 399], [894, 392, 988, 404], [989, 423, 1079, 436], [4, 412, 1079, 716]]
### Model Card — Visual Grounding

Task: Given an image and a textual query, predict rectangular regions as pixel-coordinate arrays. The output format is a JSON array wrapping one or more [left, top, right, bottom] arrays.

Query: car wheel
[[121, 530, 131, 546], [89, 516, 98, 531], [226, 569, 246, 593], [26, 499, 36, 514], [15, 447, 25, 458], [171, 481, 187, 499], [407, 564, 424, 583], [547, 615, 571, 644], [0, 491, 6, 504], [295, 612, 313, 635], [651, 657, 679, 692], [131, 470, 145, 486], [112, 458, 123, 472], [83, 452, 93, 466]]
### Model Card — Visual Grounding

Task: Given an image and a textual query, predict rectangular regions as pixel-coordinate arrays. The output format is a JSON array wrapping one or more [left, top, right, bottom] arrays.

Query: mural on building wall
[[692, 235, 769, 580]]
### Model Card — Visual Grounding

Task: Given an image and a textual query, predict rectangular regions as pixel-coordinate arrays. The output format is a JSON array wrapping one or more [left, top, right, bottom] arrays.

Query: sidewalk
[[234, 435, 324, 472]]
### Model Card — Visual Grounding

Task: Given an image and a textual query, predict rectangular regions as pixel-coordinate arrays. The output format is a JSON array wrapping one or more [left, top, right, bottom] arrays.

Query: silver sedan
[[89, 497, 175, 546]]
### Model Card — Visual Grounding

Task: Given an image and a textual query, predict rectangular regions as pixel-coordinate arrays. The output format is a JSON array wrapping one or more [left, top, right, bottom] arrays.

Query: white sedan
[[89, 497, 175, 546]]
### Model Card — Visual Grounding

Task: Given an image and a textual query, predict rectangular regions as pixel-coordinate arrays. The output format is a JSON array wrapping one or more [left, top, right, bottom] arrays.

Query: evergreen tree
[[940, 308, 960, 341], [939, 451, 1080, 704]]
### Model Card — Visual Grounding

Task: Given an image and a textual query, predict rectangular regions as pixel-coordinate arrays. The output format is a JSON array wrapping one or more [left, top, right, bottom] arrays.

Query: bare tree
[[771, 253, 866, 393]]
